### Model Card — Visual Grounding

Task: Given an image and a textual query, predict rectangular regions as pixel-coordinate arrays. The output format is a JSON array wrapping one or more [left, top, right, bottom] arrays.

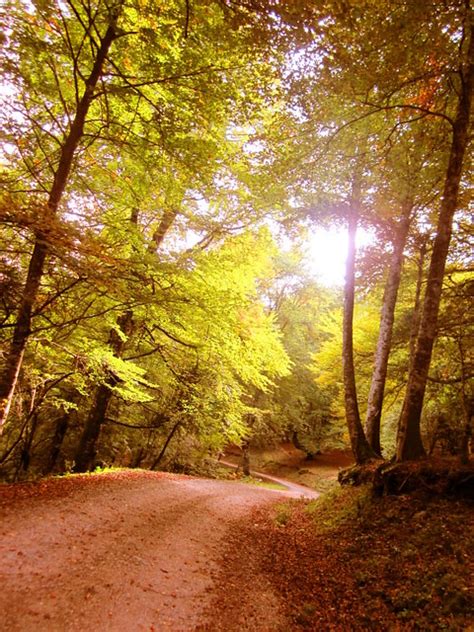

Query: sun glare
[[306, 227, 374, 287]]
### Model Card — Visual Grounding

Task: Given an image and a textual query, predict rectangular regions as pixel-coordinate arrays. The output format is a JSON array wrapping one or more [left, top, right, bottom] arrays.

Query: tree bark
[[0, 14, 120, 431], [408, 237, 428, 366], [365, 208, 412, 454], [44, 412, 71, 474], [343, 174, 377, 465], [73, 310, 133, 472], [396, 11, 473, 461], [241, 439, 251, 476], [149, 208, 179, 252]]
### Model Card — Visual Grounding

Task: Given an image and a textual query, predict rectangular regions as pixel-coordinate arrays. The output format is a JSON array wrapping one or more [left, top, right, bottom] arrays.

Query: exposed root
[[338, 458, 474, 499]]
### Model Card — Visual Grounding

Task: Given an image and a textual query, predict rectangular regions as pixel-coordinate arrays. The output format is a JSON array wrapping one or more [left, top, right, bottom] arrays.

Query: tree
[[0, 0, 304, 433], [342, 163, 377, 464], [420, 272, 473, 461], [244, 253, 344, 458], [396, 4, 473, 460], [269, 0, 473, 462], [0, 0, 123, 428], [362, 122, 441, 454], [2, 0, 471, 477], [363, 211, 410, 454]]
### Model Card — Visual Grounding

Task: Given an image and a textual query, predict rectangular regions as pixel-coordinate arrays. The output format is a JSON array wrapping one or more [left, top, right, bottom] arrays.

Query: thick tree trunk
[[365, 210, 411, 454], [0, 17, 120, 431], [396, 14, 473, 461], [343, 177, 377, 465], [73, 384, 113, 472], [44, 412, 71, 474], [73, 310, 133, 472]]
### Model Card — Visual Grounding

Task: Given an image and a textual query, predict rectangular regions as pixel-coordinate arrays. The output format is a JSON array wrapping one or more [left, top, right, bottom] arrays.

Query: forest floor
[[1, 453, 473, 631], [220, 442, 354, 493], [208, 485, 474, 631]]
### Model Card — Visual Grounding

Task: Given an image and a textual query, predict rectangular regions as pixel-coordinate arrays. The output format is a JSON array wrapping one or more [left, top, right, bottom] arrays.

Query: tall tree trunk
[[73, 310, 133, 472], [458, 337, 472, 464], [396, 12, 473, 461], [408, 237, 428, 366], [72, 384, 113, 473], [0, 16, 120, 431], [44, 412, 72, 474], [365, 208, 412, 454], [343, 175, 377, 465]]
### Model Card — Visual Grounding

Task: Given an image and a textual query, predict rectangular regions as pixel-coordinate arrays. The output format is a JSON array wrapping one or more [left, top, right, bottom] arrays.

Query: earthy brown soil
[[0, 470, 303, 631]]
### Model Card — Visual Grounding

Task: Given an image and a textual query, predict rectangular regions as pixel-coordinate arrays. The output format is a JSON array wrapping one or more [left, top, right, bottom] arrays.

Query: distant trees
[[257, 256, 346, 457]]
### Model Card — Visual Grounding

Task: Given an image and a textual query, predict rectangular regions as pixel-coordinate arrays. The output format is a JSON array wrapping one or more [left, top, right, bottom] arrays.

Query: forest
[[0, 0, 472, 481]]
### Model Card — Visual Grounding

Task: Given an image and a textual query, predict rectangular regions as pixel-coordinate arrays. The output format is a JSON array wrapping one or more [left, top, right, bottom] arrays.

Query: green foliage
[[0, 0, 471, 477]]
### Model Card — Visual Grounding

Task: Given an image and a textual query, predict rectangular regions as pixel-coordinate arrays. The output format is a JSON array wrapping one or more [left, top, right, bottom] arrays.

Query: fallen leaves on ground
[[0, 469, 173, 508], [206, 487, 474, 631]]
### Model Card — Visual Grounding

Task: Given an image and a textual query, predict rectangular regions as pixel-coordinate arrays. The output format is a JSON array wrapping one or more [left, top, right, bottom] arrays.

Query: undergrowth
[[305, 484, 372, 531], [264, 486, 473, 629]]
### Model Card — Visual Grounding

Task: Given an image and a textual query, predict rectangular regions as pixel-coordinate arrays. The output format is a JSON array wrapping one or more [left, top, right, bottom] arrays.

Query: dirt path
[[218, 459, 319, 499], [0, 471, 304, 631]]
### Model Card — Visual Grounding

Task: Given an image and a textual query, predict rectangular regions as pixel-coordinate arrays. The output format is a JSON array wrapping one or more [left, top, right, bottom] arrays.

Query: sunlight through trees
[[0, 0, 472, 478]]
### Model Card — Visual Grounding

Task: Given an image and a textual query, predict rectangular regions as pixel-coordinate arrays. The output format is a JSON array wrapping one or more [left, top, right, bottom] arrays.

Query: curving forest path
[[0, 471, 315, 631], [218, 459, 320, 499]]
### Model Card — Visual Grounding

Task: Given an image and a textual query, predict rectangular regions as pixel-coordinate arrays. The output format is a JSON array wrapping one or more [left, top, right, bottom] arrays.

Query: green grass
[[305, 484, 373, 531], [240, 476, 287, 491], [53, 466, 159, 481]]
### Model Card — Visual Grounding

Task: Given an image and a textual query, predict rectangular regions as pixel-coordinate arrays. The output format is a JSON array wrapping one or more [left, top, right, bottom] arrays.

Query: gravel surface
[[0, 471, 305, 631]]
